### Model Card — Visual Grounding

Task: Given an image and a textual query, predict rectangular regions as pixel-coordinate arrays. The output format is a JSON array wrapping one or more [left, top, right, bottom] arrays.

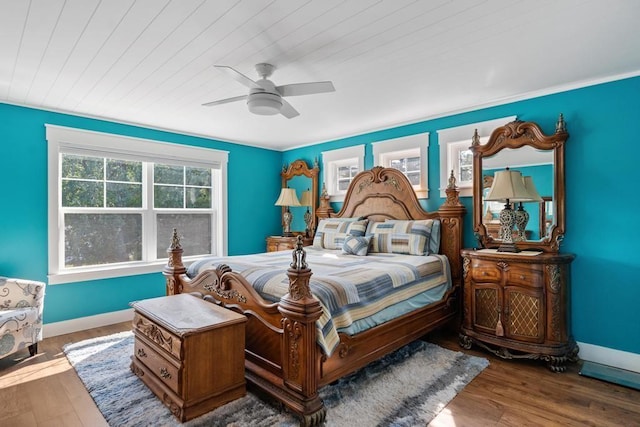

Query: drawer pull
[[482, 271, 488, 276], [520, 275, 525, 280], [137, 348, 147, 358], [160, 367, 172, 379]]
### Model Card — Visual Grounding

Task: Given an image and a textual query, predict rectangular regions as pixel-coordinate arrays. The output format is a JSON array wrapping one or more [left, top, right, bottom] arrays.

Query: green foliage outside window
[[60, 154, 214, 268]]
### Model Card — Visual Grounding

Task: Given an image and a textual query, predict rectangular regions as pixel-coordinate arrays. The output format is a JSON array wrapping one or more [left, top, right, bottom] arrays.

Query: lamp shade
[[299, 189, 312, 207], [274, 188, 301, 207], [522, 176, 543, 202], [484, 169, 531, 202]]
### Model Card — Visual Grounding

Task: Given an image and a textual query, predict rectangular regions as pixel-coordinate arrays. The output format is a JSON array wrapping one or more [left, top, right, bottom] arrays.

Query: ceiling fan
[[202, 63, 335, 118]]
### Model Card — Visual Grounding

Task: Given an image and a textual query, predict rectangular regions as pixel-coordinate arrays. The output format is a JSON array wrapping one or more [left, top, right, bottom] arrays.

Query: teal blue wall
[[284, 76, 640, 355], [0, 103, 283, 323], [3, 75, 639, 356]]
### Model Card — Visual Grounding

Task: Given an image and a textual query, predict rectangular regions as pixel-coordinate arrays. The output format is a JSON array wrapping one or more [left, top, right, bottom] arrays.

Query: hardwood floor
[[1, 323, 638, 426]]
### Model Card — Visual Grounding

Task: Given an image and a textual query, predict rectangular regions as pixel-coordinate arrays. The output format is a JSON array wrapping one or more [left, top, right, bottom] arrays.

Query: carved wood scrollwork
[[289, 277, 312, 301], [199, 264, 248, 303], [462, 256, 470, 280], [546, 265, 561, 293], [162, 392, 181, 417], [497, 261, 509, 270], [356, 166, 403, 194], [136, 318, 173, 352], [282, 318, 301, 379]]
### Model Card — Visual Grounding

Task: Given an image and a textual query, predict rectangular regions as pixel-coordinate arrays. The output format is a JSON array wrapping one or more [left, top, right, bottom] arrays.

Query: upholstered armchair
[[0, 277, 46, 358]]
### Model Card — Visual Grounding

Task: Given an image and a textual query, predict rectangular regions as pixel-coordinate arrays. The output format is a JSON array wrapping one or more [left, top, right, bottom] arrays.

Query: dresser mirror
[[471, 115, 568, 252], [281, 159, 319, 237]]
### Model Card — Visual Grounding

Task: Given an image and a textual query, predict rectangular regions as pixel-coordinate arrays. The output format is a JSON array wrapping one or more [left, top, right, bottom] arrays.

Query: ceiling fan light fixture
[[247, 92, 282, 115]]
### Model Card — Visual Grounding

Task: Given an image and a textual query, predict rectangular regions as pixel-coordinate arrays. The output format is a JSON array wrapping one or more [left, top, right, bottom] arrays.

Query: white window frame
[[437, 116, 516, 197], [321, 145, 365, 202], [46, 124, 228, 285], [372, 133, 429, 199]]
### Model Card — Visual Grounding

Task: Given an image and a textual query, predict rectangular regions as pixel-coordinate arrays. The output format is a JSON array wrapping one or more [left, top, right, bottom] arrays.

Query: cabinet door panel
[[472, 284, 501, 333], [504, 286, 545, 343]]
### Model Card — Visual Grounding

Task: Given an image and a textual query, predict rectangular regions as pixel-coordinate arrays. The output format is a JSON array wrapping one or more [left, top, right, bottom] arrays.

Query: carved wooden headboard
[[318, 166, 466, 285]]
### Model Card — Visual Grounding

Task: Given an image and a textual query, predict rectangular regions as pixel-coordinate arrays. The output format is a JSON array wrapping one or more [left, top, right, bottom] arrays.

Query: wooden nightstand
[[459, 248, 577, 372], [130, 294, 247, 421], [266, 234, 313, 252]]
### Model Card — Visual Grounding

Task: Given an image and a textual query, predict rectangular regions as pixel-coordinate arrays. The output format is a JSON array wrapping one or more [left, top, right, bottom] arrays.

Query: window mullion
[[144, 162, 155, 262]]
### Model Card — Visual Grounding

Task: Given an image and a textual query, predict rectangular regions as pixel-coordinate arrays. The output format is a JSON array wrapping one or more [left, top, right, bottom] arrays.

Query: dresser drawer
[[470, 259, 501, 282], [133, 312, 182, 359], [505, 264, 543, 288], [134, 337, 180, 393]]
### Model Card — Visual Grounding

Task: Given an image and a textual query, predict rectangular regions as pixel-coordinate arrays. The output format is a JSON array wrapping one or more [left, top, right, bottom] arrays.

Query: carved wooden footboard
[[162, 166, 465, 426]]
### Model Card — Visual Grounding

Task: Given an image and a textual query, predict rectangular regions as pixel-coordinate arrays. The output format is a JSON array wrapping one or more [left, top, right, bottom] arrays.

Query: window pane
[[154, 164, 184, 185], [62, 180, 103, 207], [350, 166, 359, 176], [185, 167, 211, 186], [64, 213, 142, 267], [107, 182, 142, 207], [62, 155, 103, 179], [406, 172, 420, 185], [459, 149, 473, 167], [186, 187, 211, 208], [390, 159, 403, 171], [155, 185, 183, 208], [107, 159, 142, 182], [338, 180, 350, 191], [157, 214, 212, 258], [460, 166, 473, 183], [338, 166, 351, 179], [406, 156, 420, 171]]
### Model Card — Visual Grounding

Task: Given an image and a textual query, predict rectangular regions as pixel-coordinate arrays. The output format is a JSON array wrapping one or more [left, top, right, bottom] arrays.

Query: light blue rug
[[64, 331, 488, 426]]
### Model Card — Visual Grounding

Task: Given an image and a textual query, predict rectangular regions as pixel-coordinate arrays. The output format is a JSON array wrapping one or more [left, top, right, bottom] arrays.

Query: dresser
[[130, 294, 246, 421], [459, 249, 578, 372], [266, 234, 313, 252]]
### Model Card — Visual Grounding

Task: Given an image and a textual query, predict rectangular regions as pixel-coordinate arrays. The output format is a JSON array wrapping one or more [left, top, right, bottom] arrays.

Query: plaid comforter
[[188, 247, 451, 356]]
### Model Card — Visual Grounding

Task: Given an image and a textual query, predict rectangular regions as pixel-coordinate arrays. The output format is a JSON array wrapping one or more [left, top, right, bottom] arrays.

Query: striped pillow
[[313, 218, 368, 249], [384, 219, 440, 255], [341, 234, 372, 256], [368, 220, 432, 255]]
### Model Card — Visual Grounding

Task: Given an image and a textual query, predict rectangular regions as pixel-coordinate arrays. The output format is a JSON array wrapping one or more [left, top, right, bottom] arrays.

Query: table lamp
[[299, 188, 313, 237], [514, 176, 543, 241], [274, 188, 301, 237], [484, 168, 532, 252]]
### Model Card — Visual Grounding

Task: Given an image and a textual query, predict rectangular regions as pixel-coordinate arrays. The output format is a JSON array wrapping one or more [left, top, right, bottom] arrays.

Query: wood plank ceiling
[[1, 0, 639, 150]]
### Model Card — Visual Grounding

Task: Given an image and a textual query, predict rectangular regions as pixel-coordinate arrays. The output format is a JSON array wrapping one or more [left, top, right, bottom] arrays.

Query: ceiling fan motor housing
[[248, 90, 282, 115]]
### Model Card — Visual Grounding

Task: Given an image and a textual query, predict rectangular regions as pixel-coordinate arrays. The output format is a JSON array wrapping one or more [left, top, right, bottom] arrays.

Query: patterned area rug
[[63, 331, 488, 426]]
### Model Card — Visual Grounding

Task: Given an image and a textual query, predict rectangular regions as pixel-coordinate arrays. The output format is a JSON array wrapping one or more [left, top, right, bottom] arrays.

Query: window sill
[[48, 258, 197, 285]]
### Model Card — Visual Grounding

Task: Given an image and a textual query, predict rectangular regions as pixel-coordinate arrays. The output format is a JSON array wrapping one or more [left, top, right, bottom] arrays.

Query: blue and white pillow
[[368, 220, 433, 255], [313, 218, 368, 250], [342, 234, 372, 256], [382, 219, 440, 255]]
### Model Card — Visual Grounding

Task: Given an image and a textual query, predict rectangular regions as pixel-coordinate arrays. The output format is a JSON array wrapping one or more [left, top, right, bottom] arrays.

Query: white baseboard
[[43, 309, 134, 338], [578, 341, 640, 374]]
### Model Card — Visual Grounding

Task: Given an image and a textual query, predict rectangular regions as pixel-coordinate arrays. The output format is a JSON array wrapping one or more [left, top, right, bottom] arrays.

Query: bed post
[[278, 236, 326, 426], [438, 171, 466, 287], [163, 228, 187, 295]]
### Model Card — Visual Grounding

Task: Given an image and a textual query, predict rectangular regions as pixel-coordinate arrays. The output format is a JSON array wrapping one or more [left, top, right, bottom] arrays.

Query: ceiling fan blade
[[214, 65, 260, 89], [276, 81, 335, 97], [280, 99, 300, 119], [201, 95, 247, 107]]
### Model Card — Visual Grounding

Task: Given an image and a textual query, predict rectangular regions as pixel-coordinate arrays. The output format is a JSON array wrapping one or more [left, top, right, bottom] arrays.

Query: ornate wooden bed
[[163, 166, 465, 425]]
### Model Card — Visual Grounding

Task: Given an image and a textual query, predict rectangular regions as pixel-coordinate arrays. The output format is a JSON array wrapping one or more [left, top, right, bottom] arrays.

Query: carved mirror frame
[[470, 114, 568, 253], [281, 159, 319, 237]]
